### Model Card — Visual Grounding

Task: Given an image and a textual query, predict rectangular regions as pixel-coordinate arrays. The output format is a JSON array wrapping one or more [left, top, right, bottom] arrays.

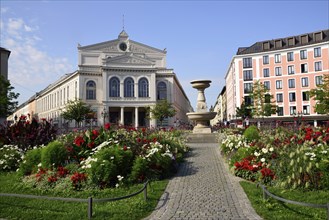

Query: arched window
[[86, 80, 96, 100], [138, 77, 149, 97], [124, 77, 134, 97], [109, 77, 120, 97], [157, 81, 167, 100]]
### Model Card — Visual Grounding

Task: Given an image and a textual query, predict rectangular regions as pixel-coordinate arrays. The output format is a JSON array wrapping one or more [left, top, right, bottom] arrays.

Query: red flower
[[92, 129, 99, 139], [123, 146, 128, 151], [57, 166, 69, 178], [136, 138, 142, 143], [47, 176, 58, 183], [88, 142, 95, 148], [260, 167, 275, 180], [74, 136, 85, 147], [104, 123, 111, 130]]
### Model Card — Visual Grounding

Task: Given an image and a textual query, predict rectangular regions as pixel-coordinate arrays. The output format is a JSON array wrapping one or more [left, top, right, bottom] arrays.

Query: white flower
[[115, 183, 120, 188], [261, 158, 266, 163], [254, 152, 260, 157], [269, 147, 274, 152], [117, 175, 124, 181], [110, 156, 114, 160], [37, 163, 42, 167], [262, 148, 268, 154]]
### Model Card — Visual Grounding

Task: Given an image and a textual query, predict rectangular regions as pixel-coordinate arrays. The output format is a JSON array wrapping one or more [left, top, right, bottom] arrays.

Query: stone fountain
[[186, 80, 217, 133]]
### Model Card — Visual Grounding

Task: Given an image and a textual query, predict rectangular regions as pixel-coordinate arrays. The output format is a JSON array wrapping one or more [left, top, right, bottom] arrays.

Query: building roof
[[0, 47, 11, 57], [236, 29, 329, 55]]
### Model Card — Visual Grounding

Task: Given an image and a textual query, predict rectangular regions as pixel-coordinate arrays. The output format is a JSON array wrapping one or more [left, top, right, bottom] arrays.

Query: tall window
[[302, 92, 309, 101], [275, 54, 281, 63], [303, 105, 310, 115], [276, 80, 282, 89], [277, 107, 284, 116], [300, 50, 307, 59], [315, 75, 323, 85], [244, 96, 253, 106], [290, 106, 296, 115], [276, 93, 283, 102], [301, 63, 308, 73], [138, 77, 149, 97], [243, 70, 253, 81], [315, 61, 322, 71], [264, 81, 270, 90], [243, 57, 252, 68], [263, 55, 269, 65], [301, 77, 309, 87], [288, 65, 295, 75], [124, 77, 134, 97], [244, 83, 253, 94], [314, 47, 321, 57], [157, 82, 167, 100], [287, 52, 294, 61], [86, 80, 96, 100], [289, 92, 296, 102], [275, 67, 282, 76], [109, 77, 120, 97], [263, 68, 270, 77], [288, 79, 295, 88]]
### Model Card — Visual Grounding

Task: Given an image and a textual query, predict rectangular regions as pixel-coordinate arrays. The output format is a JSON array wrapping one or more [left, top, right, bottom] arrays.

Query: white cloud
[[1, 7, 9, 14], [1, 16, 73, 105]]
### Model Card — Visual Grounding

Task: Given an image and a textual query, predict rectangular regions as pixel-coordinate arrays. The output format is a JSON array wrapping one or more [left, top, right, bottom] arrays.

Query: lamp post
[[101, 107, 109, 126], [293, 111, 303, 132]]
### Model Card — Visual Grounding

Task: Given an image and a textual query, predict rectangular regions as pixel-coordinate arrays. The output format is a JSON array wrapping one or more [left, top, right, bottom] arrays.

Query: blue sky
[[1, 0, 329, 109]]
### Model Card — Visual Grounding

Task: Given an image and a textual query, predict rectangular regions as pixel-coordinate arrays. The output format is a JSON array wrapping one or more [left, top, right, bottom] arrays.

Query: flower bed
[[220, 125, 329, 190], [0, 119, 188, 191]]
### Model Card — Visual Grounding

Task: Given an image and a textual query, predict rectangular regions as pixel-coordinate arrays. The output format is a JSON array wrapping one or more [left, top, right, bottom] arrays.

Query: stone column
[[135, 107, 139, 128], [120, 107, 124, 125]]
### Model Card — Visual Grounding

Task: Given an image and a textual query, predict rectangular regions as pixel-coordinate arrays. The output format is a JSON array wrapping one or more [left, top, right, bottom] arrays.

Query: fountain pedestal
[[187, 80, 216, 133]]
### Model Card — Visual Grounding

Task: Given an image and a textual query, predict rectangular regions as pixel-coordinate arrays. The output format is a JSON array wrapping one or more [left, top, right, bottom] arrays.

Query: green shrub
[[130, 156, 149, 183], [18, 148, 42, 176], [229, 146, 255, 167], [243, 125, 260, 142], [41, 141, 68, 169]]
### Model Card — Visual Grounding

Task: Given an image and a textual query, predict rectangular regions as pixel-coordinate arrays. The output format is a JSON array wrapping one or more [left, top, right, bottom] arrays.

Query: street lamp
[[293, 111, 303, 131], [101, 107, 109, 125]]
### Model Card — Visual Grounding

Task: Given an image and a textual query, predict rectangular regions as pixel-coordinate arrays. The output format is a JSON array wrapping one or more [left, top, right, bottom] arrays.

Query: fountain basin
[[190, 80, 212, 90], [187, 112, 217, 133]]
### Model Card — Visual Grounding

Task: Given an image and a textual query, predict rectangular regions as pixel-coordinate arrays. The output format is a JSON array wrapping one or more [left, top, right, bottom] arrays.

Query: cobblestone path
[[145, 142, 262, 220]]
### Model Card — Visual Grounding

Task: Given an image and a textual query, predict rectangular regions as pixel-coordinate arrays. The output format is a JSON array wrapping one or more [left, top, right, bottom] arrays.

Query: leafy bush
[[130, 156, 149, 183], [0, 145, 23, 172], [41, 141, 68, 169], [0, 117, 57, 152], [243, 125, 260, 142], [18, 148, 42, 176]]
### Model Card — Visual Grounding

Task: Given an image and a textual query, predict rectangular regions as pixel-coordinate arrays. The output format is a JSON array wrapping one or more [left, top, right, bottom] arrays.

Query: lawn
[[0, 172, 168, 220], [240, 181, 329, 220]]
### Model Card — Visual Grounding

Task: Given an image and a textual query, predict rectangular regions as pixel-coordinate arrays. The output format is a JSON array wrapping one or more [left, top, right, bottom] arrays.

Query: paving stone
[[144, 135, 262, 220]]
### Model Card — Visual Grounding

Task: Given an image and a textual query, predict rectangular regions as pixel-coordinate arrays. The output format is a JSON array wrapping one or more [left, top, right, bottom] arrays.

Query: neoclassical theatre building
[[12, 31, 193, 128]]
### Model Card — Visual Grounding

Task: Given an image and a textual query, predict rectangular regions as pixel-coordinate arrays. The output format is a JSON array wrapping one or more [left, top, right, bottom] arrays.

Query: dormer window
[[300, 35, 309, 44], [314, 31, 323, 41], [263, 42, 270, 50], [287, 37, 295, 46], [275, 40, 282, 48]]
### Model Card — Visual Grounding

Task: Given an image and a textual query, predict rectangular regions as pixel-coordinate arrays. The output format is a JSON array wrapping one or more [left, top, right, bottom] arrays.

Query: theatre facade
[[11, 31, 193, 128]]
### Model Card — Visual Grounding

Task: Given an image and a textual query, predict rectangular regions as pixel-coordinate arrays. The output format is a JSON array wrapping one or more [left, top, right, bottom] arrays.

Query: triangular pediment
[[103, 53, 155, 67], [78, 40, 121, 52]]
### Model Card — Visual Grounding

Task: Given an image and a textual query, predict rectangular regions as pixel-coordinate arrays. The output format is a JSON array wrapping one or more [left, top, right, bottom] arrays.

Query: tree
[[236, 101, 252, 119], [0, 75, 19, 118], [309, 74, 329, 115], [148, 99, 176, 127], [248, 80, 277, 127], [61, 99, 93, 127]]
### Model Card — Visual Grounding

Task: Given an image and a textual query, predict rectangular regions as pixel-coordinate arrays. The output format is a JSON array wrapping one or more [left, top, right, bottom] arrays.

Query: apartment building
[[225, 29, 329, 126]]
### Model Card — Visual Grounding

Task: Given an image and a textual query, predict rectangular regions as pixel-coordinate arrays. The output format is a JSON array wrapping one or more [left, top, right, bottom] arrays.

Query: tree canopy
[[309, 74, 329, 115], [61, 99, 93, 127], [148, 99, 176, 126], [0, 75, 19, 118], [244, 80, 277, 119]]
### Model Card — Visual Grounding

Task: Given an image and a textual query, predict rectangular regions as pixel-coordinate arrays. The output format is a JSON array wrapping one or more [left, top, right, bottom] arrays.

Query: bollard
[[144, 182, 148, 201], [262, 186, 268, 200], [88, 197, 93, 219]]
